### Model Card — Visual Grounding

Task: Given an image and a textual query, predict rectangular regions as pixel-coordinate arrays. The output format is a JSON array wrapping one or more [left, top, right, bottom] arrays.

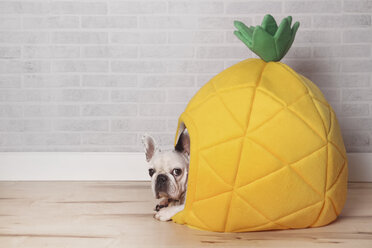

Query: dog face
[[142, 132, 190, 201]]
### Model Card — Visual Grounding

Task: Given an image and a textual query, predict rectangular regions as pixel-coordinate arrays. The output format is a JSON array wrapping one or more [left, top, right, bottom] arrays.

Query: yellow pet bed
[[172, 15, 348, 232]]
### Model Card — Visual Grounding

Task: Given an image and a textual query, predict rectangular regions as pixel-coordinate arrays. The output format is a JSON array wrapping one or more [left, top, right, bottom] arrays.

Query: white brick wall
[[0, 0, 371, 152]]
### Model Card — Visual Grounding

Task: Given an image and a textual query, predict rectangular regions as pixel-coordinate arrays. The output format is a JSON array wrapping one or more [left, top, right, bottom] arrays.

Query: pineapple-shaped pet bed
[[172, 15, 348, 232]]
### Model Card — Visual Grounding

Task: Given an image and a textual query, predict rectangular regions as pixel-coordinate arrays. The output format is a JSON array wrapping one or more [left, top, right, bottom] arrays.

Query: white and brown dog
[[142, 131, 190, 221]]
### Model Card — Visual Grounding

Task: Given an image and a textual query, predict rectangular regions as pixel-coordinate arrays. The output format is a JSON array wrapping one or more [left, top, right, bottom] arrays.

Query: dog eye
[[148, 168, 155, 177], [172, 168, 182, 176]]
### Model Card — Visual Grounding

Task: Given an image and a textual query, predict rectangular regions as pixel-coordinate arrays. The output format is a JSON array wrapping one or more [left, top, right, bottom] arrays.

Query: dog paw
[[154, 208, 173, 221]]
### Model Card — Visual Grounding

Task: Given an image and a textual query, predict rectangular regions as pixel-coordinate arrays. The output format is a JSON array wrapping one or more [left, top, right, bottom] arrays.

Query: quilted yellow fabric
[[172, 58, 348, 232]]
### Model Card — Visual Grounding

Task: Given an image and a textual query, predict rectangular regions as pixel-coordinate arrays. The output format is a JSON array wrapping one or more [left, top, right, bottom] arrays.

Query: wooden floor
[[0, 182, 371, 248]]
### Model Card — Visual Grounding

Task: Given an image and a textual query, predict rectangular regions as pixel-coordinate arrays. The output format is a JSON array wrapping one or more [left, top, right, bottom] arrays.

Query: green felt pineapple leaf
[[234, 14, 300, 62]]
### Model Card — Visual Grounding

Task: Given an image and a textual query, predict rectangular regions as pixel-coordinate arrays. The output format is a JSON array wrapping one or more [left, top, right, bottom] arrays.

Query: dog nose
[[156, 174, 168, 184]]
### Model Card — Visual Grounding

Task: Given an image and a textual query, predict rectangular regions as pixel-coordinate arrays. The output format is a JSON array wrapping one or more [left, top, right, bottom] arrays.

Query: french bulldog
[[142, 130, 190, 221]]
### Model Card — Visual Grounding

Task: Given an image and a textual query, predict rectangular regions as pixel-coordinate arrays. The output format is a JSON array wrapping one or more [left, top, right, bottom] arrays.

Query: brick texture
[[0, 0, 371, 152]]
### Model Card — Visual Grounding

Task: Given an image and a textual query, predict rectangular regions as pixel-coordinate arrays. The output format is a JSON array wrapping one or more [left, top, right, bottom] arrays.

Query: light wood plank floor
[[0, 182, 371, 248]]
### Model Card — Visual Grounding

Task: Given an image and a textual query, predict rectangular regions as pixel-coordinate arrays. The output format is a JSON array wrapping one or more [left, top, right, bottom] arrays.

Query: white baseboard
[[0, 152, 370, 182], [0, 152, 149, 181], [347, 153, 372, 182]]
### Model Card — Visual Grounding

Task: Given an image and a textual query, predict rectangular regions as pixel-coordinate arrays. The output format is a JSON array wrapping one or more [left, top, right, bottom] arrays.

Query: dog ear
[[175, 131, 190, 155], [142, 134, 159, 162]]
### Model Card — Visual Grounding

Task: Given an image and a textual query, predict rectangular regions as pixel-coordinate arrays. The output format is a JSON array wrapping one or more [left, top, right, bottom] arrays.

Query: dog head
[[142, 132, 190, 201]]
